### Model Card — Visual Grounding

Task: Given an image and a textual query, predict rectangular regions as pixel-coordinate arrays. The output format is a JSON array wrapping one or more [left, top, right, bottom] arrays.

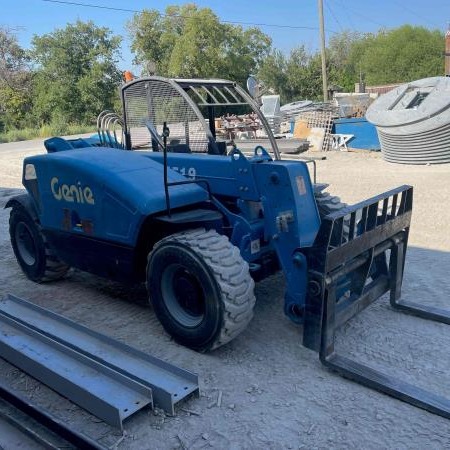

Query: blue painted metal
[[21, 143, 320, 319], [44, 137, 75, 153], [87, 134, 103, 145], [44, 137, 97, 153], [333, 117, 380, 151], [145, 147, 320, 315], [23, 148, 208, 246], [144, 149, 320, 245]]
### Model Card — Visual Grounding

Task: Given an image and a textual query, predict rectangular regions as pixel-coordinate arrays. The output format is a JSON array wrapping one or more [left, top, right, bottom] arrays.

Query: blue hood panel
[[24, 148, 208, 245]]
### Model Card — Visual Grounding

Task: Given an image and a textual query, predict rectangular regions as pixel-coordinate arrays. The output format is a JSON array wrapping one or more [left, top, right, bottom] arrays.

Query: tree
[[285, 48, 323, 101], [127, 4, 272, 86], [260, 25, 446, 104], [31, 21, 122, 125], [257, 50, 288, 102], [0, 27, 33, 130], [327, 30, 366, 91], [258, 46, 324, 103], [346, 26, 444, 85]]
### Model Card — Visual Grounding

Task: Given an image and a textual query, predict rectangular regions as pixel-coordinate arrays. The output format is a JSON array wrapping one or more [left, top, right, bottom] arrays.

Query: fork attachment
[[303, 185, 450, 419]]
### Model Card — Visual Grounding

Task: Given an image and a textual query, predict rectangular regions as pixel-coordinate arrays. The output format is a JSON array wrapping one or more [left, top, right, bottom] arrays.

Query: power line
[[332, 0, 386, 29], [0, 25, 27, 35], [390, 0, 440, 28], [42, 0, 145, 14], [324, 0, 344, 33], [332, 0, 355, 30], [42, 0, 338, 33]]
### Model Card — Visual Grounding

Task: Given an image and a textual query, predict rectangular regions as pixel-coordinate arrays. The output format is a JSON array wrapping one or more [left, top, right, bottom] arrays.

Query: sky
[[2, 0, 450, 72]]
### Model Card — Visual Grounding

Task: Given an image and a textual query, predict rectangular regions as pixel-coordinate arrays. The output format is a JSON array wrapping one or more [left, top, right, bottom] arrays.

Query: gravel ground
[[0, 140, 449, 449]]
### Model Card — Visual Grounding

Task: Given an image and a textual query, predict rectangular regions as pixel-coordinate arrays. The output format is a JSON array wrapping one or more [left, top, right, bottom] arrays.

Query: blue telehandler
[[6, 77, 450, 418]]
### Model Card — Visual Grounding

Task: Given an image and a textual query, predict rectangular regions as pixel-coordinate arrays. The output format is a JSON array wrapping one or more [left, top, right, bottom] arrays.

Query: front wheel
[[147, 228, 256, 352]]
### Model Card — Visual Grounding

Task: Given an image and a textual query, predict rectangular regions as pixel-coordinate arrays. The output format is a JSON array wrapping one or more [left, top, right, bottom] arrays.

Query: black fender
[[5, 193, 39, 222]]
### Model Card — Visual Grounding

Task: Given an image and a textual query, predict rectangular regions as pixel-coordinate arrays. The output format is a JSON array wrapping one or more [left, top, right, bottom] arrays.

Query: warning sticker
[[296, 176, 306, 195]]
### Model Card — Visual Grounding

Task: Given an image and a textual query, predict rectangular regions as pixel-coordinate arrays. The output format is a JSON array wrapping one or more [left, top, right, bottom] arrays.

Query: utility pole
[[445, 24, 450, 77], [318, 0, 328, 101]]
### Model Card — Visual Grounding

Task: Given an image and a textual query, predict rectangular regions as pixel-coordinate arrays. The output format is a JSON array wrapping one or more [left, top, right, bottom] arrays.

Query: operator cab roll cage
[[120, 77, 281, 159]]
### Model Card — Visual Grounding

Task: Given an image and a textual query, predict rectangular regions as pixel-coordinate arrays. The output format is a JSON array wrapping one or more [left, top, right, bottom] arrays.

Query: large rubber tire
[[315, 190, 347, 217], [314, 190, 349, 244], [9, 205, 69, 282], [147, 228, 256, 352]]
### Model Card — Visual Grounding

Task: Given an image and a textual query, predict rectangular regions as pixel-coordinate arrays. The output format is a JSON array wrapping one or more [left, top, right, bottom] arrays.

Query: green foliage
[[327, 30, 366, 91], [346, 25, 444, 85], [0, 83, 33, 129], [257, 50, 288, 102], [31, 20, 122, 125], [259, 25, 445, 104], [127, 4, 272, 86], [0, 123, 94, 143], [0, 28, 33, 130], [258, 47, 324, 103]]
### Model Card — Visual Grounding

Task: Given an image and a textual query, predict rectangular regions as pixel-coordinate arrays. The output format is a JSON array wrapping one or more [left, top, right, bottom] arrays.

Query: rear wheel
[[147, 228, 256, 352], [314, 190, 349, 244], [314, 190, 353, 298], [315, 190, 348, 218], [9, 205, 69, 282]]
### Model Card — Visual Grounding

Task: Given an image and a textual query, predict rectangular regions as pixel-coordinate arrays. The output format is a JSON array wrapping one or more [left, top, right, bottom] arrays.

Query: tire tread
[[151, 228, 256, 350], [9, 204, 69, 282]]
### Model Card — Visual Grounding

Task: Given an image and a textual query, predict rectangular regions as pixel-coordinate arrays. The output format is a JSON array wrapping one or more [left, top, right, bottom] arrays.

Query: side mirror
[[246, 76, 259, 99]]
